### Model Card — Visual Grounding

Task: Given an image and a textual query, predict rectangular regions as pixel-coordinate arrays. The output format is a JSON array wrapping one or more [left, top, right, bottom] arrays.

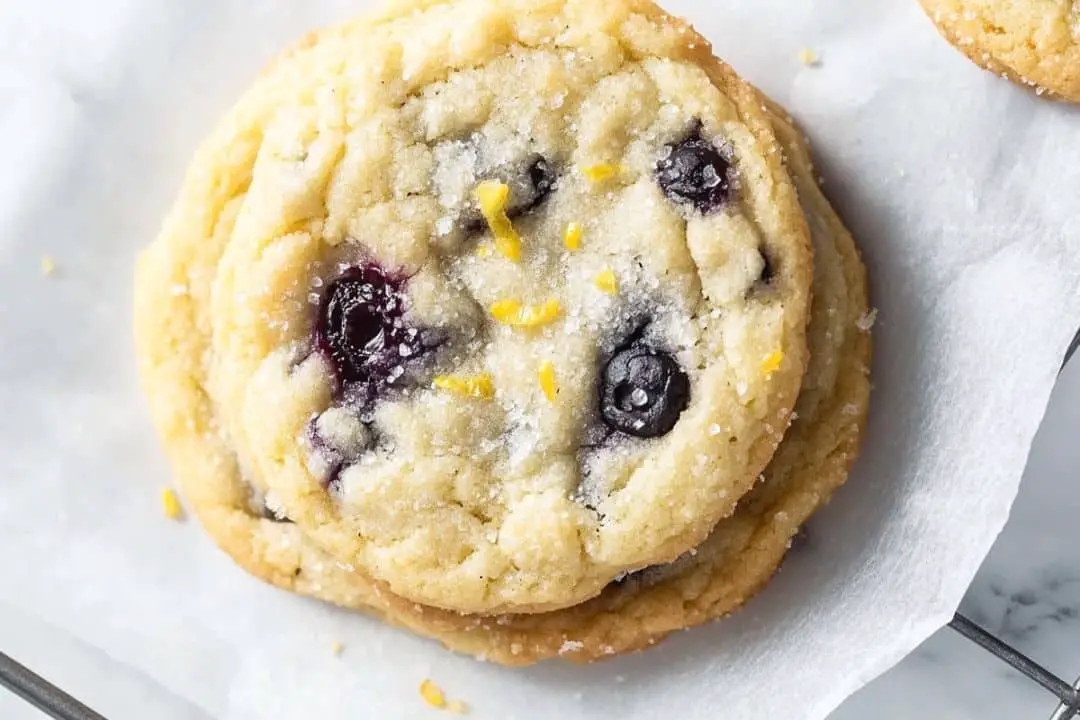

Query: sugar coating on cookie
[[162, 0, 815, 614], [921, 0, 1080, 102]]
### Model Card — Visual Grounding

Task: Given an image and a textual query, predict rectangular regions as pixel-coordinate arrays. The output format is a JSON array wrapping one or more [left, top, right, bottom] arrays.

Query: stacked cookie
[[134, 0, 871, 665]]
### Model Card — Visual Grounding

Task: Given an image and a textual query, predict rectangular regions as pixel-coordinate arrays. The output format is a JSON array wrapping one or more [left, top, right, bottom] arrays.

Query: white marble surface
[[833, 356, 1080, 720]]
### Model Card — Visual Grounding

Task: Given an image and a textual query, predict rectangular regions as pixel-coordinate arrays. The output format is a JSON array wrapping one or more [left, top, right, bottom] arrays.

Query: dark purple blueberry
[[655, 126, 733, 214], [599, 340, 689, 438], [315, 264, 422, 391]]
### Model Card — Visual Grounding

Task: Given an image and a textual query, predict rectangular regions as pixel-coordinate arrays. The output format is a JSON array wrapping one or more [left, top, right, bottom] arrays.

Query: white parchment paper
[[1, 1, 1079, 718]]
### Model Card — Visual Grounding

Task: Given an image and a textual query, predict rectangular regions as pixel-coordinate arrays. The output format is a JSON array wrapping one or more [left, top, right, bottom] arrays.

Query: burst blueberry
[[315, 263, 422, 390], [655, 125, 733, 214]]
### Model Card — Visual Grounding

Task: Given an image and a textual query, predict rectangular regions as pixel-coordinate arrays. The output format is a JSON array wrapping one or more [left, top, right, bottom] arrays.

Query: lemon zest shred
[[564, 222, 583, 251], [760, 350, 784, 376], [433, 374, 494, 399], [581, 163, 623, 183], [475, 181, 521, 262], [593, 268, 618, 295], [419, 679, 447, 709], [161, 488, 184, 520], [489, 298, 561, 328], [538, 360, 558, 402]]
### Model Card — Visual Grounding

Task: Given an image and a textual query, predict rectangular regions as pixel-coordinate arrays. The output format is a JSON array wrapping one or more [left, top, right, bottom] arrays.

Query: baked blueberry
[[315, 264, 422, 390], [600, 340, 690, 438], [655, 126, 733, 214]]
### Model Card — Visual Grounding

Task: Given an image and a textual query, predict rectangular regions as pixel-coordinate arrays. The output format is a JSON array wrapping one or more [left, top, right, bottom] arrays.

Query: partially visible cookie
[[197, 0, 815, 615], [921, 0, 1080, 102]]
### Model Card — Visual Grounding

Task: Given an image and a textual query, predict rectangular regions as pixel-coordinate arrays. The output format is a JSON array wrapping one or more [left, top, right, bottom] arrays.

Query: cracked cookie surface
[[137, 0, 814, 615], [135, 92, 868, 662], [921, 0, 1080, 102]]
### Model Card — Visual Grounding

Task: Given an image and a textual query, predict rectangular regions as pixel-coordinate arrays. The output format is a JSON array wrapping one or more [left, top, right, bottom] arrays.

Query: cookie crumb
[[330, 640, 345, 656], [161, 488, 184, 520], [40, 255, 56, 276], [855, 308, 878, 331], [798, 48, 820, 66], [447, 699, 469, 715], [419, 679, 447, 709]]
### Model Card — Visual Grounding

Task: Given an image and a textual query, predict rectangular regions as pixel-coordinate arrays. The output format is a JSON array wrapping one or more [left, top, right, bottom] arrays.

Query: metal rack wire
[[6, 335, 1080, 719]]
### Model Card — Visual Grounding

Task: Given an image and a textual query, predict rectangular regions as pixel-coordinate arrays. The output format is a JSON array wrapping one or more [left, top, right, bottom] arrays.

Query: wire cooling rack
[[6, 334, 1080, 720]]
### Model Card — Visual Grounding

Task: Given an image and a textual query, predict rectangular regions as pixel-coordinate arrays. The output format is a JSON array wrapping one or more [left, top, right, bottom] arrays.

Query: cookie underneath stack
[[134, 0, 871, 665]]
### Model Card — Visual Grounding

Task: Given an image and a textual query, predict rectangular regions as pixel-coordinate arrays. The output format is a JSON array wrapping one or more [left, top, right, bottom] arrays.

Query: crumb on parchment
[[330, 640, 345, 656], [798, 48, 820, 66], [419, 679, 469, 713], [161, 488, 184, 520], [420, 679, 447, 709], [41, 255, 56, 275]]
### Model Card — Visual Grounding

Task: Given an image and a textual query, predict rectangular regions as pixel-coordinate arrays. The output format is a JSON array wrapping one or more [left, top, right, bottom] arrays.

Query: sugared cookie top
[[203, 0, 813, 614]]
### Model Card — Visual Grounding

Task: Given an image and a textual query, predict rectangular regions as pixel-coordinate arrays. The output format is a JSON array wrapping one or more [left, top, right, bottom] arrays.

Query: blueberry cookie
[[135, 85, 866, 662], [196, 0, 814, 614], [921, 0, 1080, 102]]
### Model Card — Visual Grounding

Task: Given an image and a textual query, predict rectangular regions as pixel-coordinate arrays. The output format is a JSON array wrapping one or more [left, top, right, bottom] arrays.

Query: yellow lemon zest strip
[[489, 298, 561, 328], [760, 350, 784, 377], [433, 374, 494, 399], [538, 360, 558, 402], [581, 163, 623, 183], [161, 488, 184, 520], [564, 221, 583, 251], [419, 679, 447, 709], [593, 268, 618, 295], [475, 181, 521, 262]]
